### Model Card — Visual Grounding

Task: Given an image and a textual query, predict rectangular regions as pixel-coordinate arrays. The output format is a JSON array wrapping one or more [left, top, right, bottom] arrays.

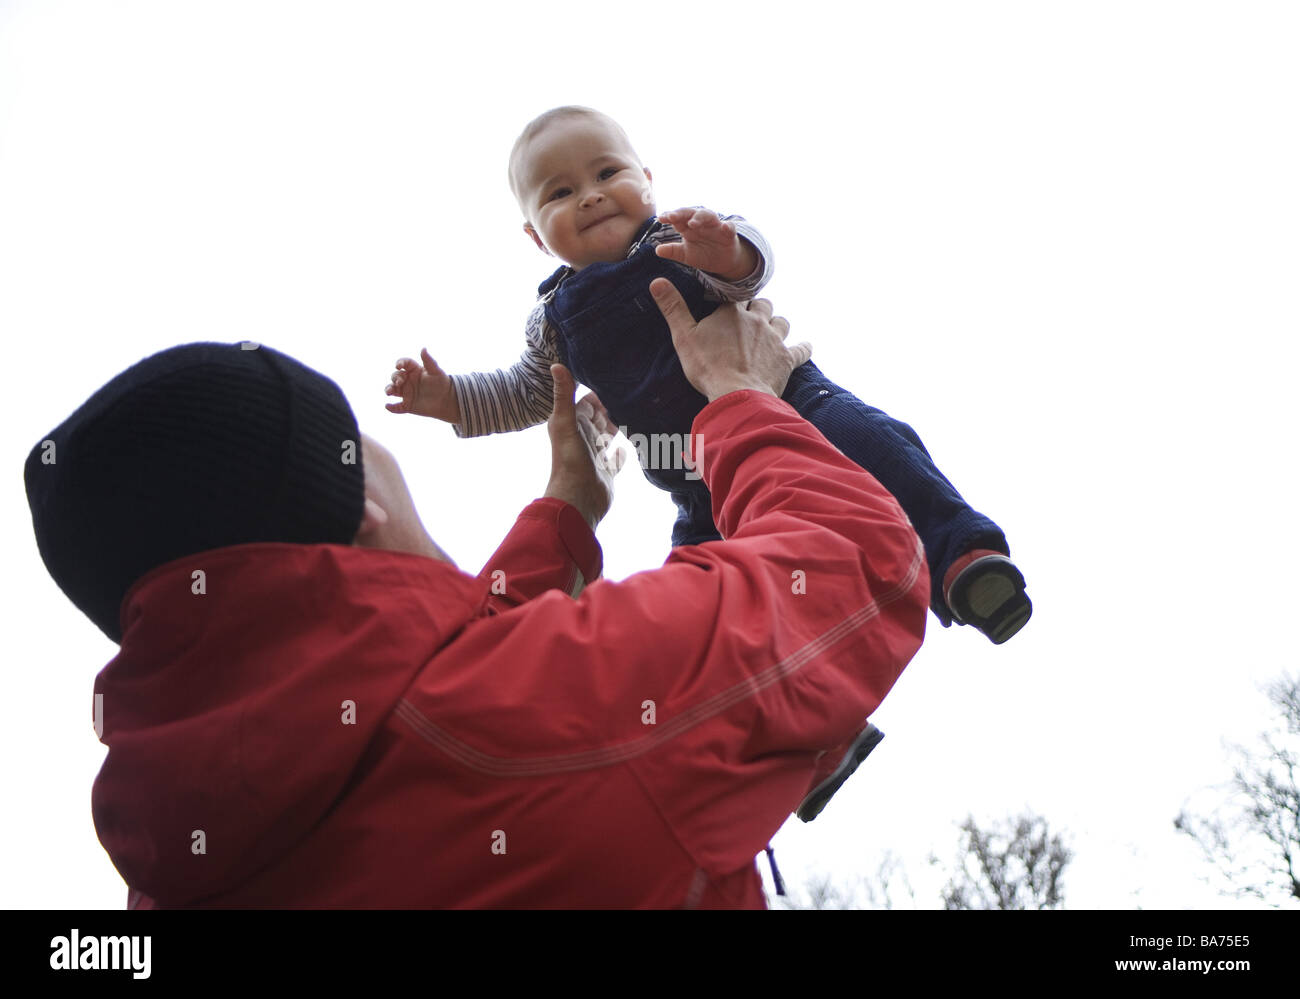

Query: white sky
[[2, 0, 1297, 909]]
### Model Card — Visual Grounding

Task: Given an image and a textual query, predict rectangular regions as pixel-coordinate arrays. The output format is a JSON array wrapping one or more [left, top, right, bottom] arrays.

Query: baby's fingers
[[655, 242, 688, 264], [657, 207, 695, 227], [689, 207, 720, 227], [385, 380, 412, 413]]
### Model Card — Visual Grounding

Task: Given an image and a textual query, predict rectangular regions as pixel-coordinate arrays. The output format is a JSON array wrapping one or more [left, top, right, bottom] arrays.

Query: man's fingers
[[578, 390, 618, 438], [574, 409, 598, 448], [573, 408, 625, 478], [773, 315, 791, 339], [595, 431, 627, 477], [650, 278, 694, 344], [788, 341, 813, 368]]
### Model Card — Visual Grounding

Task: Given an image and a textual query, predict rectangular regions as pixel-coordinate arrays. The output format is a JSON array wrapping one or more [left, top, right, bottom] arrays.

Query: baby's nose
[[579, 190, 606, 208]]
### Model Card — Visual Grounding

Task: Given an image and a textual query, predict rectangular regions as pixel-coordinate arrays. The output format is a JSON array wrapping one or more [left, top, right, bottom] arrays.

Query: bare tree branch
[[1175, 672, 1300, 906], [938, 811, 1071, 909]]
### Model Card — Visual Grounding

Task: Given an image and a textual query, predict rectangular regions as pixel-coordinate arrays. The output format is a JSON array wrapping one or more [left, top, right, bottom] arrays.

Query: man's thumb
[[788, 341, 814, 369], [650, 278, 691, 340], [550, 364, 575, 420]]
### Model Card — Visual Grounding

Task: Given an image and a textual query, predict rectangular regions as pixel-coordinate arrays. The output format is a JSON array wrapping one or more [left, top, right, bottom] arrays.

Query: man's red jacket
[[93, 390, 929, 908]]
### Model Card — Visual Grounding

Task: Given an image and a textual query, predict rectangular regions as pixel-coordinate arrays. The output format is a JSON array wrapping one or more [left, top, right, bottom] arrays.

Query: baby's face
[[515, 116, 655, 270]]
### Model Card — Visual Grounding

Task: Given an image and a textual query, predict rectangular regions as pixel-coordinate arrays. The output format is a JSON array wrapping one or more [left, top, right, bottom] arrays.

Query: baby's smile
[[579, 212, 623, 233]]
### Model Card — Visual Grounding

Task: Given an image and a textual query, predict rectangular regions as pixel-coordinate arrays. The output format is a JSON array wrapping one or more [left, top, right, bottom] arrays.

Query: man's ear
[[524, 222, 551, 256], [353, 496, 389, 546]]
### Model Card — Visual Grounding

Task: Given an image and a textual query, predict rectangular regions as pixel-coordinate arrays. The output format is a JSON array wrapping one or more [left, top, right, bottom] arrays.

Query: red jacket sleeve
[[478, 390, 929, 880], [641, 390, 929, 875], [476, 498, 603, 614]]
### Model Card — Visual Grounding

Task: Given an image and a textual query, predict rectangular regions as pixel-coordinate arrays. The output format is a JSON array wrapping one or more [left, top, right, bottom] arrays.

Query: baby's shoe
[[796, 722, 885, 822], [944, 549, 1032, 644]]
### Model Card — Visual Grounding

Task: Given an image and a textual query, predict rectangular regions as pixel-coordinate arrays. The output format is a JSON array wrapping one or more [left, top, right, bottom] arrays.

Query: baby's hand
[[655, 207, 758, 282], [385, 348, 463, 424]]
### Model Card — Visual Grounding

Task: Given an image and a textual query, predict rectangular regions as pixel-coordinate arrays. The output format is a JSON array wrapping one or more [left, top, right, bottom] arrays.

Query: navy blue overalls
[[541, 217, 1006, 623]]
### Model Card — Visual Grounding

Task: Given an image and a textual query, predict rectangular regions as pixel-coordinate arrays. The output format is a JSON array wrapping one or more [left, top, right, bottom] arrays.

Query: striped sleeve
[[449, 304, 559, 438], [697, 216, 774, 301]]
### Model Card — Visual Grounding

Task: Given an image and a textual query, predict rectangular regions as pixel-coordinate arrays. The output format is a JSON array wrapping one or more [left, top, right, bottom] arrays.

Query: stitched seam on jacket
[[683, 869, 709, 910], [395, 537, 924, 777]]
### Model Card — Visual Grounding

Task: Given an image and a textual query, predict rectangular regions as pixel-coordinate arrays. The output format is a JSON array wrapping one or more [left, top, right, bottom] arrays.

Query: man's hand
[[655, 207, 758, 282], [650, 279, 811, 402], [543, 365, 625, 531], [385, 348, 464, 424]]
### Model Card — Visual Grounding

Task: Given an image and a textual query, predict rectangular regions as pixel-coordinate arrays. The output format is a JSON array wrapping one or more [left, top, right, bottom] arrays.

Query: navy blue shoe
[[946, 552, 1032, 645], [796, 723, 885, 823]]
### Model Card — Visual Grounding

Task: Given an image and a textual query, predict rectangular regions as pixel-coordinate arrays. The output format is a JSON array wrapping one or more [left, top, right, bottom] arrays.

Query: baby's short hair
[[508, 106, 638, 207]]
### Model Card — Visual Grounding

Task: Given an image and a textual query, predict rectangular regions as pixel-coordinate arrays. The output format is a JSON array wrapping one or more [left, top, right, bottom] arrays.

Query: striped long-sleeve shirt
[[449, 214, 774, 439]]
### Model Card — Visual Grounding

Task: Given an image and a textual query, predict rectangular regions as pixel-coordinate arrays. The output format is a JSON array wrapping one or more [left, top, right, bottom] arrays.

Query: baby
[[386, 105, 1031, 647]]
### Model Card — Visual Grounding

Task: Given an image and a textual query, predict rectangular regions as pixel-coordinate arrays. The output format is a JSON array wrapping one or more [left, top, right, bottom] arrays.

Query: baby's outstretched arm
[[385, 348, 463, 423], [655, 207, 760, 283], [389, 308, 558, 438]]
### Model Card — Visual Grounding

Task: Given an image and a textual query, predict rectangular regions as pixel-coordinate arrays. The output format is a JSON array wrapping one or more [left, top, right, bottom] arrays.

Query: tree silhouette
[[1175, 673, 1300, 906], [777, 871, 860, 910], [775, 815, 1071, 910], [937, 811, 1070, 909], [774, 852, 918, 910]]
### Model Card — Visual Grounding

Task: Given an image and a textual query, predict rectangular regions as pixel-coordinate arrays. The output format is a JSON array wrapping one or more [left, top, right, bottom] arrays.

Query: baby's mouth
[[580, 213, 620, 233]]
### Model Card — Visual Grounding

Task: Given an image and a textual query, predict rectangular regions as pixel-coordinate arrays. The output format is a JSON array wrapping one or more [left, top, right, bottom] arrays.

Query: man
[[25, 280, 928, 908]]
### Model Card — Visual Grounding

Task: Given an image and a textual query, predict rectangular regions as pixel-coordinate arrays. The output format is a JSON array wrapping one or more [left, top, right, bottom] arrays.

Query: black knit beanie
[[24, 342, 365, 643]]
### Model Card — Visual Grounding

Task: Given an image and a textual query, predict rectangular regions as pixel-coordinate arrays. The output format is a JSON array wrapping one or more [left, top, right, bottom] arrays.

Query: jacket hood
[[91, 542, 484, 906]]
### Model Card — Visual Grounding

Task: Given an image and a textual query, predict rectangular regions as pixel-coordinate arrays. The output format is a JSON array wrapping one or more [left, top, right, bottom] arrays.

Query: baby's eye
[[598, 167, 621, 180], [547, 187, 572, 202]]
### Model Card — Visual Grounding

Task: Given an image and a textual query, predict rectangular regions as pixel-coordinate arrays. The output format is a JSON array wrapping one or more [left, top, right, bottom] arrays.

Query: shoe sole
[[796, 724, 884, 823], [966, 574, 1016, 619], [988, 599, 1032, 644], [948, 556, 1032, 645]]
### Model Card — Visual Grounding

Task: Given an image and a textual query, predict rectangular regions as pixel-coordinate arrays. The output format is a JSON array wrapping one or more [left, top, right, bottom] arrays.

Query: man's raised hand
[[543, 365, 625, 531], [650, 278, 811, 403]]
